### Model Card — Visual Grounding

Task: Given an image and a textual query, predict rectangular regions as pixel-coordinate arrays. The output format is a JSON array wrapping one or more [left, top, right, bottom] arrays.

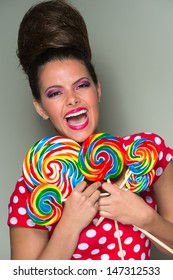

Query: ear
[[97, 81, 101, 102], [32, 99, 49, 120]]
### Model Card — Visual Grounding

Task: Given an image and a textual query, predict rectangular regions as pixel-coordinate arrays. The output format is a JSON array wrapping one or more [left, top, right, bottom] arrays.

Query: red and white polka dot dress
[[7, 132, 173, 260]]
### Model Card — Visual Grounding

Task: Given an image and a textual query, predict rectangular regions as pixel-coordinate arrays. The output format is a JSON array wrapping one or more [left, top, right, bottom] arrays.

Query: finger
[[74, 181, 88, 192], [99, 210, 112, 219], [99, 205, 111, 212], [84, 181, 101, 197], [89, 189, 101, 204], [102, 182, 121, 194], [99, 196, 111, 206]]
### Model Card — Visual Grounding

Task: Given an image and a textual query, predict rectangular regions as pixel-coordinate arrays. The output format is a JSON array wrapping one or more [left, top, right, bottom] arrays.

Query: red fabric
[[7, 132, 173, 260]]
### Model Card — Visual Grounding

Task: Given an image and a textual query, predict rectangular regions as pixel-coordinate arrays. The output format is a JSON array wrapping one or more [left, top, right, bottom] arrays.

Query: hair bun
[[17, 0, 91, 75]]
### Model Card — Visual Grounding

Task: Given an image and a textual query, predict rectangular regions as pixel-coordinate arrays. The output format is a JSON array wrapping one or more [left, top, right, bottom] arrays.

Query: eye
[[76, 80, 90, 90], [46, 89, 62, 98]]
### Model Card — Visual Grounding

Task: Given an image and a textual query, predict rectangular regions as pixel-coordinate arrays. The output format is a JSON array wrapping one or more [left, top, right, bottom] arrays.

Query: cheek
[[42, 101, 61, 117]]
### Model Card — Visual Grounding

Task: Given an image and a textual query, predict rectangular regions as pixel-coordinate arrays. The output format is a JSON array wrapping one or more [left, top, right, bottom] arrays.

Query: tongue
[[68, 114, 86, 126]]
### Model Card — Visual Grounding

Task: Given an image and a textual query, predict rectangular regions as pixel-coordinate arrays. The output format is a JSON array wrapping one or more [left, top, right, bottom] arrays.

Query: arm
[[10, 181, 101, 260], [146, 160, 173, 254]]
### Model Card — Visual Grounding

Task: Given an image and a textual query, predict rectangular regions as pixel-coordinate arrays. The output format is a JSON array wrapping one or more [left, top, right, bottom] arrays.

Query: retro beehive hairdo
[[17, 0, 92, 75]]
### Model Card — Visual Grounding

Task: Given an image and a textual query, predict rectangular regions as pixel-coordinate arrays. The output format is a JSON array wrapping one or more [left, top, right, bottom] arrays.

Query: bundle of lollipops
[[23, 132, 173, 258]]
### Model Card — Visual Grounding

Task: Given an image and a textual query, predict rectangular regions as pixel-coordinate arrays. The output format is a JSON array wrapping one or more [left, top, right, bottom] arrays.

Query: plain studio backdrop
[[0, 0, 173, 260]]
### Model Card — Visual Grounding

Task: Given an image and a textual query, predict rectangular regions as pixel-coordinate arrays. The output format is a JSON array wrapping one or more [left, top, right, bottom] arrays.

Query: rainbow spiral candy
[[26, 184, 63, 225], [23, 135, 84, 199], [124, 138, 158, 192], [124, 169, 155, 192], [78, 133, 124, 181]]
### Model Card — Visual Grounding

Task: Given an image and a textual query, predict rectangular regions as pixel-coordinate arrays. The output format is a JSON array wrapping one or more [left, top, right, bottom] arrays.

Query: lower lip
[[65, 116, 89, 130]]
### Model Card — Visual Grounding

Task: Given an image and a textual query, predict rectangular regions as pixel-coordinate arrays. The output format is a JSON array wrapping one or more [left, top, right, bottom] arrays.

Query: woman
[[8, 0, 173, 260]]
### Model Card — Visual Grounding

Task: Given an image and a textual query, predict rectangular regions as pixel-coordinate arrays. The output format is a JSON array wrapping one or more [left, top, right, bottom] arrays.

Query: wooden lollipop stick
[[114, 220, 124, 260]]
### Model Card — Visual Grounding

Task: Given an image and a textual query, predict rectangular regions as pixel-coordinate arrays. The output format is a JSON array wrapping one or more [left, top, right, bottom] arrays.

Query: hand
[[61, 181, 101, 232], [99, 182, 152, 228]]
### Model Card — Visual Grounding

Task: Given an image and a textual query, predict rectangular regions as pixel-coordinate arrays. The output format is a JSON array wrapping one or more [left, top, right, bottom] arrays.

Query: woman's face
[[33, 59, 101, 143]]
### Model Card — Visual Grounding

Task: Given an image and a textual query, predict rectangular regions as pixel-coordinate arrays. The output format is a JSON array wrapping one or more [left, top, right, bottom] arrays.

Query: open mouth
[[65, 109, 88, 130]]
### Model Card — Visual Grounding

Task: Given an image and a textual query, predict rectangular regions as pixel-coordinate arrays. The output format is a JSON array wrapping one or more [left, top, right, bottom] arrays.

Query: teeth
[[65, 109, 87, 119]]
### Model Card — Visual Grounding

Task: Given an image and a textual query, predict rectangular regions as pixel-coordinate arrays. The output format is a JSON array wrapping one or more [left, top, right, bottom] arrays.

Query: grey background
[[0, 0, 173, 260]]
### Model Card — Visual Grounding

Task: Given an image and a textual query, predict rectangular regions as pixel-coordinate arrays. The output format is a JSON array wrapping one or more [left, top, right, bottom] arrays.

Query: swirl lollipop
[[26, 184, 63, 225], [124, 138, 158, 191], [78, 132, 124, 181], [125, 138, 158, 175], [23, 135, 84, 199], [124, 169, 155, 192]]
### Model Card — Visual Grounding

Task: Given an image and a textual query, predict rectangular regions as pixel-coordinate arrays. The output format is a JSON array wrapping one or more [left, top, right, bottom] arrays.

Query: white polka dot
[[155, 137, 161, 145], [78, 243, 89, 250], [46, 226, 52, 231], [148, 249, 151, 257], [156, 167, 163, 176], [134, 244, 140, 253], [73, 254, 82, 259], [18, 207, 27, 215], [123, 144, 129, 151], [141, 252, 146, 260], [10, 217, 18, 225], [86, 229, 96, 238], [133, 226, 139, 232], [9, 206, 12, 214], [124, 237, 133, 245], [123, 136, 130, 140], [107, 243, 116, 250], [13, 196, 19, 203], [166, 153, 172, 161], [145, 196, 153, 204], [134, 135, 141, 141], [103, 223, 112, 231], [18, 177, 23, 182], [140, 233, 145, 239], [114, 230, 123, 238], [158, 151, 163, 161], [93, 218, 99, 226], [19, 186, 26, 193], [101, 254, 110, 260], [145, 239, 150, 247], [98, 237, 107, 244], [91, 249, 100, 255], [26, 219, 35, 227], [118, 250, 126, 258]]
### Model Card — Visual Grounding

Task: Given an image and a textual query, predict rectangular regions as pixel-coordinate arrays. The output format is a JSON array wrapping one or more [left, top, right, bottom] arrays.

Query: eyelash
[[47, 90, 62, 98], [76, 81, 90, 90]]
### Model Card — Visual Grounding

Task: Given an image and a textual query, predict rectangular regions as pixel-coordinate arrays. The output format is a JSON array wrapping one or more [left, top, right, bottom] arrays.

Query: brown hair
[[17, 0, 91, 75]]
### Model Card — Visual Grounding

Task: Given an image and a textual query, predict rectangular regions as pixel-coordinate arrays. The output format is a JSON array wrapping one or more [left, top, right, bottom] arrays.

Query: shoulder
[[118, 132, 173, 156]]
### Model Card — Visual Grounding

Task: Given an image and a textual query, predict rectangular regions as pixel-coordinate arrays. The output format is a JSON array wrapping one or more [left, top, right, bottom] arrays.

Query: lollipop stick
[[114, 220, 124, 260], [119, 170, 132, 189], [96, 179, 124, 260]]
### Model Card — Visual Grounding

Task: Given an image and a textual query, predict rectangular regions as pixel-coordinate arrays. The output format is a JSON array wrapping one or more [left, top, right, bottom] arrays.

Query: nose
[[66, 90, 80, 106]]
